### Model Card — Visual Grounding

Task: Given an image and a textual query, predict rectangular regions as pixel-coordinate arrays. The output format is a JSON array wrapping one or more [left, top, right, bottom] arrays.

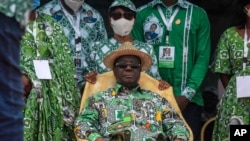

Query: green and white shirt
[[132, 0, 211, 106], [75, 83, 189, 141], [212, 27, 248, 75], [39, 0, 108, 89]]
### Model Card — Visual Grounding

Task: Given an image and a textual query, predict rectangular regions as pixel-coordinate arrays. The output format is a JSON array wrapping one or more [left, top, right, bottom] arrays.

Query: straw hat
[[103, 42, 152, 71]]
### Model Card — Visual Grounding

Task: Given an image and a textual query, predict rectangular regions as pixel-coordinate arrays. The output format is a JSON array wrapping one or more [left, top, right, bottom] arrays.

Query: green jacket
[[132, 0, 211, 106]]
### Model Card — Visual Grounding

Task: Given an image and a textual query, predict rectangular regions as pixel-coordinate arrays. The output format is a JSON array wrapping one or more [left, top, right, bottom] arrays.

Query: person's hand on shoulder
[[22, 74, 33, 100], [95, 137, 105, 141], [158, 79, 170, 90], [85, 71, 98, 84]]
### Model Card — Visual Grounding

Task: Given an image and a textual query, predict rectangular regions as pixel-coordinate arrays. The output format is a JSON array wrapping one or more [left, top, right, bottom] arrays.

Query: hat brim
[[103, 49, 152, 72]]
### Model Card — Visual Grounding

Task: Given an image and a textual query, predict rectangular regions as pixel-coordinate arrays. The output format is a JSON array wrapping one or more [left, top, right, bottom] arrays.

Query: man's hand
[[22, 74, 33, 100], [175, 96, 190, 112], [95, 137, 105, 141], [158, 79, 170, 90], [85, 71, 98, 84]]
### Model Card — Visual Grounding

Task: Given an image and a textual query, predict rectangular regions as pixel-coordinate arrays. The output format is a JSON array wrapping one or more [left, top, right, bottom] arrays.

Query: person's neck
[[113, 34, 134, 43], [246, 19, 250, 29], [121, 84, 139, 91], [163, 0, 178, 7], [60, 0, 75, 14]]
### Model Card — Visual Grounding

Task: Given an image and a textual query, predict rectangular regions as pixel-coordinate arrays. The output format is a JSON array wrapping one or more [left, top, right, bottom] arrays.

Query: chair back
[[201, 116, 216, 141]]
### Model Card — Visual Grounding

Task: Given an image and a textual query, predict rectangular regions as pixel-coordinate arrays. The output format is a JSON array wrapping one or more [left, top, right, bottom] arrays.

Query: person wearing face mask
[[84, 0, 170, 92], [21, 0, 80, 140], [211, 0, 250, 140], [38, 0, 108, 94]]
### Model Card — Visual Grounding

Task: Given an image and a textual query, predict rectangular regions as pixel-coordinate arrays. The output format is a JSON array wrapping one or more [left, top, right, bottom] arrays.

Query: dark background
[[40, 0, 239, 95]]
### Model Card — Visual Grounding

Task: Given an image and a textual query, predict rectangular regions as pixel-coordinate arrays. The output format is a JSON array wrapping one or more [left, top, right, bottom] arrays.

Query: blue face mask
[[32, 0, 40, 10]]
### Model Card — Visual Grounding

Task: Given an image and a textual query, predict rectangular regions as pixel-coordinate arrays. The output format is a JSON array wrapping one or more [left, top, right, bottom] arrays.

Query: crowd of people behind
[[1, 0, 250, 141]]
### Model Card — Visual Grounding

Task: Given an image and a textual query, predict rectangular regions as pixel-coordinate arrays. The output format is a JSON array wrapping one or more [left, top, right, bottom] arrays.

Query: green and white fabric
[[212, 27, 250, 140], [132, 0, 211, 106], [39, 0, 108, 90], [0, 0, 31, 27], [109, 0, 136, 12], [75, 83, 189, 141], [21, 13, 80, 141]]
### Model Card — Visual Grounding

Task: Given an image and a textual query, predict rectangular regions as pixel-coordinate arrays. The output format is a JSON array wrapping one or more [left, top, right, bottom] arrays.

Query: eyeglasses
[[110, 12, 135, 20], [115, 62, 141, 69]]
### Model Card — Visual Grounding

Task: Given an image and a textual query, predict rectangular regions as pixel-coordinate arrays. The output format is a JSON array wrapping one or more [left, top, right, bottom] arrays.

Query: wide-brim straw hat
[[103, 42, 152, 71]]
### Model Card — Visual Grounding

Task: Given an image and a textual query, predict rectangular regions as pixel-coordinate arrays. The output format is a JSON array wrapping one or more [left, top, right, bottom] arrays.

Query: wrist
[[182, 87, 195, 101]]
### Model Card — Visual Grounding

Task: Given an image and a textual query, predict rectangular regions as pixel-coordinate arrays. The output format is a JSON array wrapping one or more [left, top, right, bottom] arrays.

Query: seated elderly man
[[74, 42, 191, 141]]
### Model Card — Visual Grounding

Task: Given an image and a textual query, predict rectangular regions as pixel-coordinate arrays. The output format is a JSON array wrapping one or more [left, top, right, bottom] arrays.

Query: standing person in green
[[131, 0, 211, 140], [21, 0, 80, 140], [211, 0, 250, 140], [0, 0, 31, 141]]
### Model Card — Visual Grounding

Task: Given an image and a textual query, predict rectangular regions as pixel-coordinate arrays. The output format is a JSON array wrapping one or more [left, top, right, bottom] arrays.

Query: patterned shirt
[[21, 13, 80, 141], [0, 0, 31, 27], [212, 27, 249, 75], [211, 27, 250, 141], [132, 0, 211, 105], [85, 38, 161, 83], [75, 83, 189, 141], [38, 0, 108, 89]]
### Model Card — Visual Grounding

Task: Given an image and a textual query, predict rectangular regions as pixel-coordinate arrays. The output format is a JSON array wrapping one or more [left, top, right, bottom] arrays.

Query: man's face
[[150, 24, 157, 31], [63, 0, 84, 12], [87, 10, 93, 17], [113, 55, 141, 89]]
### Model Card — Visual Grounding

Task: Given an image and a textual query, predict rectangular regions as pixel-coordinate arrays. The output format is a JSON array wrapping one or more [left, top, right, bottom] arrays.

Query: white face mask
[[111, 18, 134, 37], [64, 0, 84, 12]]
